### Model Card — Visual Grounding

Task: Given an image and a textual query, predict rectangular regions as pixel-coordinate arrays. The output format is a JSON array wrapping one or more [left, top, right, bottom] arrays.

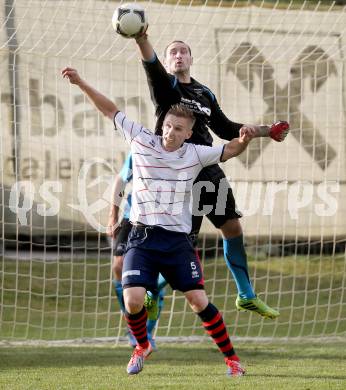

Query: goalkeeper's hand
[[269, 121, 290, 142], [134, 25, 148, 42]]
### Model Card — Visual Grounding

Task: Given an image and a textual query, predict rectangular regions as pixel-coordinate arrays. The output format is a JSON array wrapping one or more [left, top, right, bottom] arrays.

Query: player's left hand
[[269, 121, 290, 142], [239, 125, 257, 139], [239, 131, 255, 144]]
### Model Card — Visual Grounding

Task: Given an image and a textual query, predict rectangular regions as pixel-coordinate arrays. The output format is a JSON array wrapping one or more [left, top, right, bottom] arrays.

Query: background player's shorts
[[190, 164, 242, 241], [122, 225, 204, 293], [112, 218, 132, 256]]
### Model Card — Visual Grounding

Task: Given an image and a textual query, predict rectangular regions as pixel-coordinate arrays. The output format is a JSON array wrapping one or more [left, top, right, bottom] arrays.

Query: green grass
[[0, 342, 346, 389], [1, 254, 346, 340]]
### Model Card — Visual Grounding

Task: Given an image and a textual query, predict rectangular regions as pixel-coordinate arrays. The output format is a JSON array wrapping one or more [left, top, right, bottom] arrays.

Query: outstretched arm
[[221, 133, 254, 162], [209, 96, 289, 142], [240, 121, 290, 142], [134, 32, 180, 111], [135, 33, 155, 62], [62, 67, 118, 120]]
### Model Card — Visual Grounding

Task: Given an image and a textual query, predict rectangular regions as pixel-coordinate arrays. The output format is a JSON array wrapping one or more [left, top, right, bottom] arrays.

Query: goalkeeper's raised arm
[[135, 32, 155, 62], [62, 67, 118, 120]]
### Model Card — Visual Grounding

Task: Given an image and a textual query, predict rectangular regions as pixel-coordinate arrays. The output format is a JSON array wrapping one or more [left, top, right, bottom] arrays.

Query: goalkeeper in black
[[134, 32, 289, 319]]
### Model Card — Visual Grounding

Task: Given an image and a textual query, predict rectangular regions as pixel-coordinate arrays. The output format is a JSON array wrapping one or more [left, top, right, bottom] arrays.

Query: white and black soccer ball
[[112, 3, 148, 39]]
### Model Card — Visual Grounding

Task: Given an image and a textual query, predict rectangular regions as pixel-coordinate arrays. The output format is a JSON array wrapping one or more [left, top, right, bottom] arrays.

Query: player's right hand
[[106, 215, 120, 239], [135, 32, 148, 43], [61, 67, 82, 85], [106, 223, 121, 239], [134, 25, 148, 42]]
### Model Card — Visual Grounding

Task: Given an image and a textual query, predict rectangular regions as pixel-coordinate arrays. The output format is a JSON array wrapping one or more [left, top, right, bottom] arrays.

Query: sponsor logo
[[194, 88, 203, 96], [181, 97, 211, 116]]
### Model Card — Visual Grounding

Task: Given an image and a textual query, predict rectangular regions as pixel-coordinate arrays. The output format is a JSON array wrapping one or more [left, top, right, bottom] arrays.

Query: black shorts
[[190, 164, 242, 239], [122, 225, 204, 293], [112, 218, 132, 256]]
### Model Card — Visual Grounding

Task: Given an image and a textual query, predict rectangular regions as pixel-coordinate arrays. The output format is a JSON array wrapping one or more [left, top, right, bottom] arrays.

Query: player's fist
[[61, 67, 82, 85], [239, 125, 257, 139], [239, 125, 256, 144], [269, 121, 289, 142], [106, 216, 121, 239]]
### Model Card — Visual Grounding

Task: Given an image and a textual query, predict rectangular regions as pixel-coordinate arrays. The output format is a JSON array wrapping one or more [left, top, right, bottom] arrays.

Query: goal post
[[1, 0, 346, 342]]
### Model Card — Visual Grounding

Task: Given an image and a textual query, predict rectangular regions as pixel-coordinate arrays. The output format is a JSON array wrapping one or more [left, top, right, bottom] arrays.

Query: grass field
[[1, 253, 346, 388], [0, 342, 346, 389], [1, 254, 346, 340]]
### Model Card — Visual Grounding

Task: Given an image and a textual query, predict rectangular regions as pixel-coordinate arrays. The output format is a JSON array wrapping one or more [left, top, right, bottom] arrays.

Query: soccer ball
[[112, 3, 148, 39]]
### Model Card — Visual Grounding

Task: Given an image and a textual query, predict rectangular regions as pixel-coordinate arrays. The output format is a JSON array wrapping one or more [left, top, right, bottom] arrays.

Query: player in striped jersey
[[107, 153, 166, 349], [62, 66, 256, 376], [133, 32, 288, 319]]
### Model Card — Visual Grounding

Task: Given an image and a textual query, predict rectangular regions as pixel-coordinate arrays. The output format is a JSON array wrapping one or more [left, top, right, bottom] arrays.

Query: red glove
[[269, 121, 289, 142]]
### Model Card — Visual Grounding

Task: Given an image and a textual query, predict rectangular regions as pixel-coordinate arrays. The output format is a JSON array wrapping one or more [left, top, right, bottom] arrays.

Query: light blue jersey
[[119, 153, 133, 220]]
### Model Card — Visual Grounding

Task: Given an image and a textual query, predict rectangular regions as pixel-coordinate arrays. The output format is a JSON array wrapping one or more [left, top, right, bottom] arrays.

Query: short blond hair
[[166, 104, 196, 129]]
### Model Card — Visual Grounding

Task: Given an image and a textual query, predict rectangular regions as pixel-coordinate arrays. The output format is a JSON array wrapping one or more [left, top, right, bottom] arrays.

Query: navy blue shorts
[[122, 225, 204, 293]]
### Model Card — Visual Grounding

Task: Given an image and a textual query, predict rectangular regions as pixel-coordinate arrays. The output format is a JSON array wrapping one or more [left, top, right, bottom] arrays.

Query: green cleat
[[236, 296, 280, 319], [144, 293, 159, 321]]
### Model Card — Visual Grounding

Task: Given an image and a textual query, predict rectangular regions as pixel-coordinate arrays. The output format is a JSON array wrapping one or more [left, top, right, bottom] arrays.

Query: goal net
[[1, 0, 346, 343]]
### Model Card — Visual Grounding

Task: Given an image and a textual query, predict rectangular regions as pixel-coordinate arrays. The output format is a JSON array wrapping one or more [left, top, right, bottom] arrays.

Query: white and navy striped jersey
[[114, 111, 224, 234]]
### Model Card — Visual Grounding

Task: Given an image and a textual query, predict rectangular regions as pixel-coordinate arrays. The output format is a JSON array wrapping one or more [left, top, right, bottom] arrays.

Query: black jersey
[[142, 54, 243, 146]]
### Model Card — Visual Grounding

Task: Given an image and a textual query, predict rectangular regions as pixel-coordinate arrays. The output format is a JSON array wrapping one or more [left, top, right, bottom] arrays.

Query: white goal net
[[1, 0, 346, 342]]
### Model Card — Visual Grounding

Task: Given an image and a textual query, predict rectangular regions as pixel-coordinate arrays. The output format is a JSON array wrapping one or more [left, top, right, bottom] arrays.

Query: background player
[[133, 32, 289, 319], [62, 66, 255, 376]]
